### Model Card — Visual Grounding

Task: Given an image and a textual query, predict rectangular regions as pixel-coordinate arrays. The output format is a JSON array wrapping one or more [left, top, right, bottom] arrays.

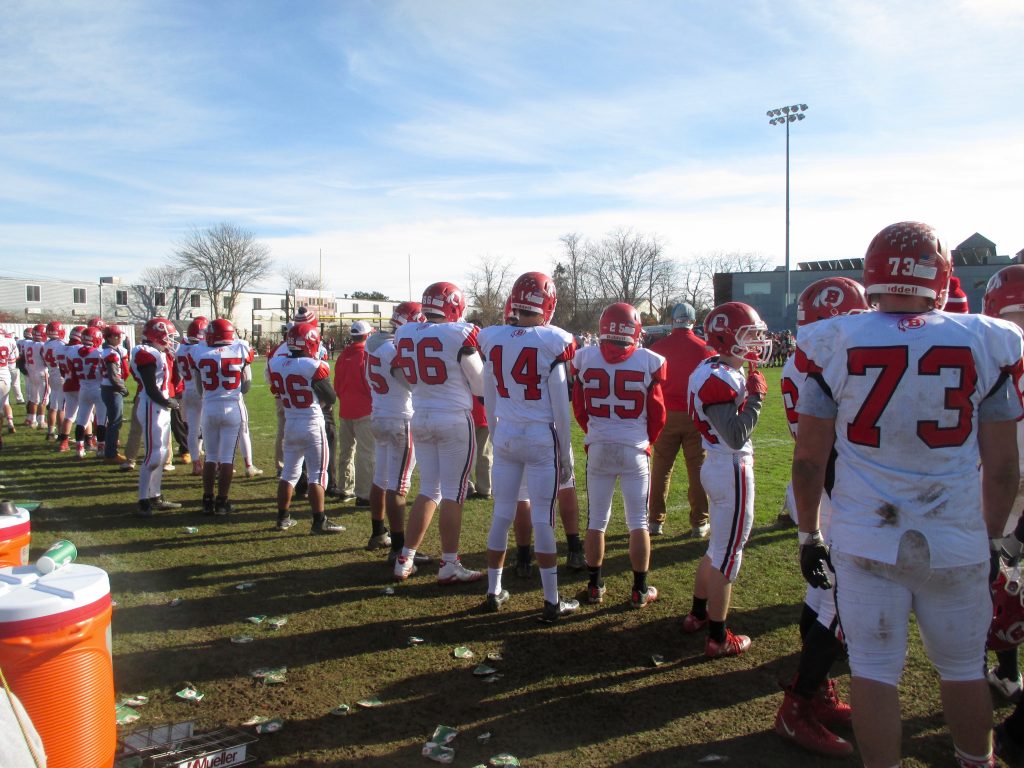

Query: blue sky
[[2, 0, 1022, 301]]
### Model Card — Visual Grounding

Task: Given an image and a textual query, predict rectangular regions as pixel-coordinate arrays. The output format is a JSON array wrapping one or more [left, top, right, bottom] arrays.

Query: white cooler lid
[[0, 564, 110, 623], [0, 507, 30, 532]]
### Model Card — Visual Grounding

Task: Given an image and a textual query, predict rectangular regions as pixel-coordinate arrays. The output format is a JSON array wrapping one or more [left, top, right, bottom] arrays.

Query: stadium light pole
[[766, 103, 808, 327]]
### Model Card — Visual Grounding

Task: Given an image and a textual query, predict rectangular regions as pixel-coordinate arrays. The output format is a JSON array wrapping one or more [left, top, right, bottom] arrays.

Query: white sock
[[488, 567, 503, 595], [401, 546, 417, 561], [441, 552, 458, 565], [540, 566, 559, 605]]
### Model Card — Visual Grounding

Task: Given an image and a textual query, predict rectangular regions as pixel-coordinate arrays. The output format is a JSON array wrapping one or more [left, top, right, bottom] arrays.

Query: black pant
[[170, 399, 189, 456]]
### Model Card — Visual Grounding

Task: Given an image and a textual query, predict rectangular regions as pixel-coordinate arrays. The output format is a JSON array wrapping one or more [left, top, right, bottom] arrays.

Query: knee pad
[[533, 522, 557, 555], [487, 507, 515, 551]]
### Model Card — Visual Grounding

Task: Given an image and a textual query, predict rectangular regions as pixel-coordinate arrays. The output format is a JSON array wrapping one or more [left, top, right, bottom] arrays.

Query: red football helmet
[[87, 316, 107, 331], [82, 327, 103, 348], [421, 281, 465, 322], [143, 317, 179, 351], [286, 322, 320, 357], [186, 316, 209, 343], [31, 323, 46, 342], [598, 303, 643, 363], [207, 318, 235, 346], [390, 302, 425, 328], [989, 570, 1024, 652], [984, 265, 1024, 318], [45, 320, 65, 340], [103, 325, 123, 343], [863, 221, 952, 307], [22, 329, 32, 339], [704, 302, 772, 363], [796, 277, 870, 326], [509, 271, 557, 323], [69, 325, 85, 344]]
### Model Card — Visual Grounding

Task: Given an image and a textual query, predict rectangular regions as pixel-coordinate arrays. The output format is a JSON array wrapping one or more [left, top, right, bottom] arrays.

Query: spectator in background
[[334, 320, 376, 506], [648, 302, 713, 537], [468, 397, 492, 500]]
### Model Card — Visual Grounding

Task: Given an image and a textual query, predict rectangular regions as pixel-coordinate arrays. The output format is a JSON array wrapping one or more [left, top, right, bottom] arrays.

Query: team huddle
[[4, 220, 1024, 765]]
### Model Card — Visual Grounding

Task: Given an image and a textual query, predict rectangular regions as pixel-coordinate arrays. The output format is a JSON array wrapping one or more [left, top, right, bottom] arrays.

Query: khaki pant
[[472, 425, 493, 495], [339, 415, 375, 499], [124, 397, 142, 461], [649, 409, 708, 528]]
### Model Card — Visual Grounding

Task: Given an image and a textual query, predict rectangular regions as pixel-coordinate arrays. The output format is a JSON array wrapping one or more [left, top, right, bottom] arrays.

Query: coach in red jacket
[[334, 321, 376, 505], [648, 303, 713, 537]]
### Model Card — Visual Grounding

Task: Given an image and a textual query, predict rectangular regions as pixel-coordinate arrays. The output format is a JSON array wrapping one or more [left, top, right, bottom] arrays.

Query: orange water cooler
[[0, 563, 115, 768], [0, 506, 30, 566]]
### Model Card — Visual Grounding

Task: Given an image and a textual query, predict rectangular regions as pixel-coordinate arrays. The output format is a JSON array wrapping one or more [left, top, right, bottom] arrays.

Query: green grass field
[[1, 361, 1014, 767]]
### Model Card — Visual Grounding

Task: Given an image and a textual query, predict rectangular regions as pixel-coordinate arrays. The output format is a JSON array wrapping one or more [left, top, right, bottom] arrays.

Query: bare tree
[[464, 255, 514, 327], [679, 250, 774, 319], [552, 233, 600, 332], [280, 266, 324, 294], [175, 222, 274, 320], [130, 265, 198, 322]]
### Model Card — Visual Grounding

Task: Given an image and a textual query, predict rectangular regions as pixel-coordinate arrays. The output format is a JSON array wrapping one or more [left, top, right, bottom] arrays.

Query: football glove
[[746, 369, 768, 399], [558, 457, 573, 486], [1000, 517, 1024, 567], [799, 529, 832, 590]]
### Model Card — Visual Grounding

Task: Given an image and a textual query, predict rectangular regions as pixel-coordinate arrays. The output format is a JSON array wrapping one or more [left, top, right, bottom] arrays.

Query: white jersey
[[76, 346, 105, 391], [780, 354, 802, 439], [0, 336, 17, 384], [797, 310, 1024, 567], [392, 320, 480, 412], [571, 345, 666, 449], [478, 324, 575, 424], [266, 354, 331, 424], [41, 339, 65, 379], [191, 341, 253, 403], [0, 335, 16, 385], [176, 341, 205, 397], [130, 344, 173, 401], [24, 341, 46, 375], [687, 357, 752, 456], [365, 333, 412, 419]]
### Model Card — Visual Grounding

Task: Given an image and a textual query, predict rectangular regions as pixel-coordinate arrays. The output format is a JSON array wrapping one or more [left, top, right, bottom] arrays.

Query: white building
[[0, 275, 406, 348]]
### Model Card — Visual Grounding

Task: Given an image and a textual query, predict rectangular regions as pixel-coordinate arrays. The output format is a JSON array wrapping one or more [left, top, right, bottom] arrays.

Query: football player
[[479, 272, 579, 621], [74, 327, 107, 459], [0, 330, 17, 442], [178, 317, 208, 475], [24, 324, 49, 429], [9, 330, 25, 407], [57, 326, 86, 452], [774, 278, 868, 757], [502, 293, 586, 576], [682, 301, 770, 658], [267, 322, 343, 533], [979, 264, 1024, 760], [269, 307, 327, 486], [794, 222, 1023, 768], [191, 319, 253, 516], [41, 321, 66, 440], [365, 302, 431, 564], [572, 302, 666, 612], [0, 331, 18, 434], [131, 318, 184, 517], [391, 281, 485, 585]]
